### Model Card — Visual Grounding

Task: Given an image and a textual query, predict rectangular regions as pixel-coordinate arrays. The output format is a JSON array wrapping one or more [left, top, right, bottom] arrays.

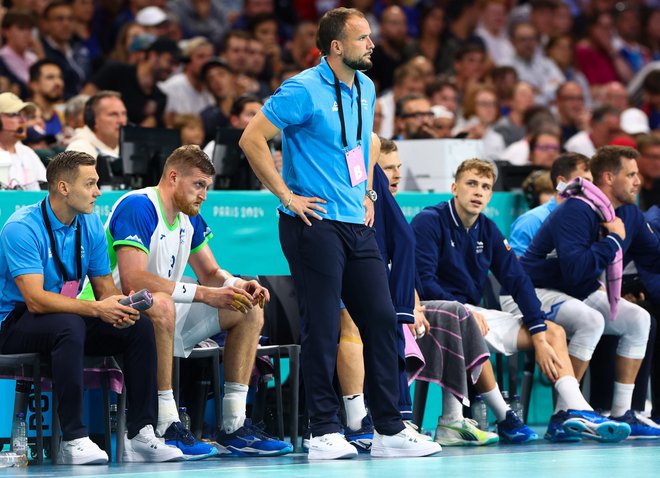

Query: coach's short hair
[[316, 8, 365, 56], [46, 150, 96, 192]]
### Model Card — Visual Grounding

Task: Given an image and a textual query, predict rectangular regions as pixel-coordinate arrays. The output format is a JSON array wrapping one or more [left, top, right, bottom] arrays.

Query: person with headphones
[[0, 92, 47, 190], [66, 90, 127, 160]]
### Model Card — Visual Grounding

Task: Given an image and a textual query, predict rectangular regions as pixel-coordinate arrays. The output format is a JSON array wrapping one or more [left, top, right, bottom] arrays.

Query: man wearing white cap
[[135, 6, 171, 38], [620, 108, 650, 137], [0, 92, 46, 190]]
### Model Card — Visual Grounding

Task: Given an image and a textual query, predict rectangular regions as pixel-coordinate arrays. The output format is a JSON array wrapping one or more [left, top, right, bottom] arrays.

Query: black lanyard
[[332, 70, 362, 149], [41, 199, 81, 282]]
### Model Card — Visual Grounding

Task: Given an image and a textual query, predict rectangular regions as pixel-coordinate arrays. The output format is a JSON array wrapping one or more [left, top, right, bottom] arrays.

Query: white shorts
[[466, 304, 522, 356], [174, 301, 221, 358], [502, 289, 650, 360]]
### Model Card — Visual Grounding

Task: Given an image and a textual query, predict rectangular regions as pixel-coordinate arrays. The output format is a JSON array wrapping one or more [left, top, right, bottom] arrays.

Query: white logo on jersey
[[125, 234, 144, 245], [332, 101, 338, 112], [476, 241, 484, 254]]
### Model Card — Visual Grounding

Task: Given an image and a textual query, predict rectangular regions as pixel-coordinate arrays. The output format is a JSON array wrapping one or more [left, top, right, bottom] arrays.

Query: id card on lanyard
[[41, 200, 82, 298], [332, 70, 367, 187]]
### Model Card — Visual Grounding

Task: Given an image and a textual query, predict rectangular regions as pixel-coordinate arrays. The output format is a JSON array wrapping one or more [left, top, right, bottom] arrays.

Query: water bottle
[[0, 452, 27, 468], [10, 413, 28, 467], [502, 390, 510, 405], [109, 404, 118, 433], [179, 407, 191, 430], [511, 394, 524, 422], [471, 395, 488, 431]]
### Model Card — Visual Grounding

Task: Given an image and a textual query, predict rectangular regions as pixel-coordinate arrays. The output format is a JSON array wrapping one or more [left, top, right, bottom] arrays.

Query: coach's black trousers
[[0, 308, 158, 441], [280, 213, 404, 436]]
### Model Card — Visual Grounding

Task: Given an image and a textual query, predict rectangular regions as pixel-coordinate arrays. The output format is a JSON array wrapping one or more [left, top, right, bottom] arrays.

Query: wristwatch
[[365, 189, 378, 203]]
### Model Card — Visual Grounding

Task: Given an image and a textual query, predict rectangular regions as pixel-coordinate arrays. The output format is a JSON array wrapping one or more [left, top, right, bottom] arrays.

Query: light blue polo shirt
[[0, 197, 111, 322], [509, 196, 558, 256], [262, 57, 376, 224]]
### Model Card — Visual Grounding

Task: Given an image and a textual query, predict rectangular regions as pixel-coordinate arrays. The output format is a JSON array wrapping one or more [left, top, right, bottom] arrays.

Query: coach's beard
[[343, 55, 373, 72]]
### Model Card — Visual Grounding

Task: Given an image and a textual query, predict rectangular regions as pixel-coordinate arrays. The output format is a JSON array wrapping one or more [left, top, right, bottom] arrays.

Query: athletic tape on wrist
[[223, 277, 238, 288], [172, 282, 197, 303]]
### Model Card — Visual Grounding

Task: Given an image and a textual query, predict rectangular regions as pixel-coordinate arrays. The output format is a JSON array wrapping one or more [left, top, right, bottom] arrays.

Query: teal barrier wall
[[0, 190, 527, 276]]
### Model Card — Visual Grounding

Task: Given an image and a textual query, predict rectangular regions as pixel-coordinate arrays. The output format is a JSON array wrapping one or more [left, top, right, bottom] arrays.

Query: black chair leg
[[286, 345, 300, 452], [116, 386, 126, 463], [412, 380, 429, 427]]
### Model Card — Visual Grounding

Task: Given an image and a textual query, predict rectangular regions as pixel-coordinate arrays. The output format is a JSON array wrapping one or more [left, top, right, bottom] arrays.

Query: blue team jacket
[[521, 200, 660, 300], [634, 205, 660, 304], [372, 164, 415, 323], [411, 199, 547, 334]]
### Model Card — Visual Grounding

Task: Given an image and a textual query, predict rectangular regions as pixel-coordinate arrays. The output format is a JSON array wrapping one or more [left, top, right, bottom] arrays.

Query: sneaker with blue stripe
[[609, 410, 660, 439], [162, 421, 219, 460], [345, 416, 374, 453], [545, 411, 581, 442], [216, 420, 294, 456], [497, 410, 538, 443], [561, 409, 631, 443]]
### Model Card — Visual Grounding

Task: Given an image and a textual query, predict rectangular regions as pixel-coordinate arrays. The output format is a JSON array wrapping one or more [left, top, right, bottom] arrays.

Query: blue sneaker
[[497, 410, 538, 444], [544, 411, 581, 442], [162, 421, 219, 460], [216, 420, 294, 456], [562, 409, 631, 442], [610, 410, 660, 439], [345, 416, 374, 453]]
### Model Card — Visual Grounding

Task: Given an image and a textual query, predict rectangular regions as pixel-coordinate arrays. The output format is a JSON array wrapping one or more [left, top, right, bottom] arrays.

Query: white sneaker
[[122, 425, 184, 462], [59, 436, 108, 465], [371, 427, 442, 458], [308, 433, 358, 460], [403, 420, 433, 441]]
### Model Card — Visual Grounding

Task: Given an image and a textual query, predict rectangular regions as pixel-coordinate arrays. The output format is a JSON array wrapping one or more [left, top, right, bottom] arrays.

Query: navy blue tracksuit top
[[372, 164, 415, 323], [521, 200, 660, 300], [411, 199, 547, 334]]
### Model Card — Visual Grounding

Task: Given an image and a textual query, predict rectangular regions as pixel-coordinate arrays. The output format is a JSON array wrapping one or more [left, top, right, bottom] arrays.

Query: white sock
[[611, 382, 634, 418], [554, 376, 592, 413], [343, 394, 367, 431], [157, 389, 179, 436], [222, 382, 248, 433], [480, 384, 510, 422], [439, 391, 463, 425]]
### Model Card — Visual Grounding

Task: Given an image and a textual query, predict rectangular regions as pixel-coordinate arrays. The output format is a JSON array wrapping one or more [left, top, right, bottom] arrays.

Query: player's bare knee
[[246, 306, 264, 331], [545, 321, 567, 344], [148, 293, 176, 333]]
